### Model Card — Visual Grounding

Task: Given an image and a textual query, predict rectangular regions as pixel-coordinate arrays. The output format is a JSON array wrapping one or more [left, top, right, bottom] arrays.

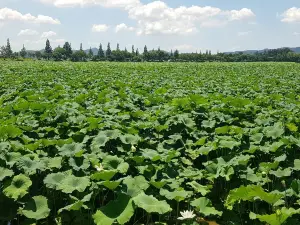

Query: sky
[[1, 0, 300, 53]]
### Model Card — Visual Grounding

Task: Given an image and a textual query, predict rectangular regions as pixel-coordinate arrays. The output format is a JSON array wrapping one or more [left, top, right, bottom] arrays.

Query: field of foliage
[[1, 61, 300, 225]]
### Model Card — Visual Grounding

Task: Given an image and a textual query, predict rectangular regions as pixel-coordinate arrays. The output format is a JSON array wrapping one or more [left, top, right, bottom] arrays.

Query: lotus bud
[[131, 145, 137, 152], [281, 180, 286, 188], [276, 209, 282, 216], [95, 164, 104, 172]]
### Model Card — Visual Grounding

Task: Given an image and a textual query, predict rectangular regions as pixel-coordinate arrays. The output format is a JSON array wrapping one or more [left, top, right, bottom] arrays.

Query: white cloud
[[40, 0, 140, 9], [18, 29, 39, 36], [293, 32, 300, 36], [39, 0, 255, 35], [128, 2, 255, 35], [92, 24, 109, 32], [41, 31, 57, 38], [227, 8, 255, 21], [0, 7, 61, 24], [115, 23, 135, 32], [238, 31, 252, 36], [281, 7, 300, 23]]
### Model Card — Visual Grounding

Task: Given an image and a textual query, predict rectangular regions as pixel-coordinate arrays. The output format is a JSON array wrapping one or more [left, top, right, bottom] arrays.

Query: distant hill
[[224, 47, 300, 54], [84, 48, 98, 55]]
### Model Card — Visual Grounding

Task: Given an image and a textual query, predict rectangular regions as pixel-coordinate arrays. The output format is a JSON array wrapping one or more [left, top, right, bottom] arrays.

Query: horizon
[[1, 0, 300, 53]]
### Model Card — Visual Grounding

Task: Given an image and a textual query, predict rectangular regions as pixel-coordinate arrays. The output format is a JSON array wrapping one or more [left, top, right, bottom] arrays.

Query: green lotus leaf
[[42, 157, 62, 169], [58, 193, 92, 214], [69, 157, 90, 171], [3, 152, 22, 167], [44, 172, 68, 189], [102, 155, 129, 173], [250, 133, 264, 144], [187, 181, 212, 196], [44, 172, 89, 193], [286, 123, 298, 132], [17, 157, 44, 175], [191, 197, 223, 216], [218, 140, 240, 150], [60, 175, 90, 194], [93, 194, 134, 225], [91, 171, 117, 181], [4, 174, 32, 200], [150, 180, 167, 189], [194, 137, 207, 146], [294, 159, 300, 171], [133, 192, 171, 214], [120, 134, 140, 145], [269, 141, 285, 152], [168, 134, 182, 141], [291, 180, 300, 195], [0, 167, 14, 181], [202, 120, 216, 128], [0, 125, 23, 139], [264, 123, 285, 139], [101, 180, 121, 190], [92, 133, 109, 149], [22, 196, 50, 220], [104, 130, 121, 139], [58, 143, 83, 157], [159, 189, 192, 202], [180, 116, 195, 128], [142, 149, 161, 161], [58, 201, 85, 214], [225, 185, 283, 210], [229, 154, 253, 166], [259, 162, 279, 172], [249, 208, 300, 225], [274, 154, 286, 162], [123, 176, 149, 197], [215, 126, 230, 134], [0, 142, 10, 152], [270, 168, 292, 178]]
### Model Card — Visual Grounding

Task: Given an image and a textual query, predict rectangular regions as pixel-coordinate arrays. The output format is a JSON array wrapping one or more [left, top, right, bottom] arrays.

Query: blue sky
[[1, 0, 300, 52]]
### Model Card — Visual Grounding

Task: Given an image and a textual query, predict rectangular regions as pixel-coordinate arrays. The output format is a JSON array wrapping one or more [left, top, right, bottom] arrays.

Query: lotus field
[[1, 61, 300, 225]]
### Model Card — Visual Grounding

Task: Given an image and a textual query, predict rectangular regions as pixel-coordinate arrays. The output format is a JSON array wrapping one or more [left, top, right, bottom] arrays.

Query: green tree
[[174, 49, 179, 60], [143, 45, 148, 61], [44, 39, 53, 59], [97, 44, 105, 60], [136, 48, 139, 56], [170, 50, 174, 59], [80, 43, 83, 51], [0, 46, 5, 57], [106, 43, 112, 59], [4, 38, 13, 58], [53, 47, 66, 61], [71, 50, 87, 62], [63, 42, 72, 59], [35, 51, 42, 59], [116, 43, 120, 51], [88, 47, 93, 59], [20, 44, 27, 58]]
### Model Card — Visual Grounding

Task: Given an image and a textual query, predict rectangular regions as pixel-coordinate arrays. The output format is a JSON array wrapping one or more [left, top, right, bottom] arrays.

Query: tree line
[[1, 38, 300, 63]]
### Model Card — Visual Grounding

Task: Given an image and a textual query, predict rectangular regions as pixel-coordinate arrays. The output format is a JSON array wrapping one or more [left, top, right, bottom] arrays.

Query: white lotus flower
[[95, 164, 104, 172], [178, 210, 196, 220], [131, 145, 137, 152]]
